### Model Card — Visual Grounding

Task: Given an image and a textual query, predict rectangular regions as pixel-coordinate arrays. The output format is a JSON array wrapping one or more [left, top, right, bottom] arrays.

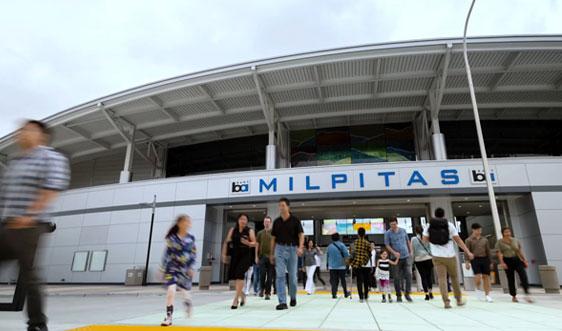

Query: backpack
[[428, 218, 450, 245]]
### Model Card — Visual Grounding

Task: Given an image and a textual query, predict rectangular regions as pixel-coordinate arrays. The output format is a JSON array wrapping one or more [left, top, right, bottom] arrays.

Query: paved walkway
[[1, 285, 562, 331]]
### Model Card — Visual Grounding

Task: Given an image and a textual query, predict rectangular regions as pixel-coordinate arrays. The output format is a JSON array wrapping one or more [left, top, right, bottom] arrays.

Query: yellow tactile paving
[[70, 326, 313, 331]]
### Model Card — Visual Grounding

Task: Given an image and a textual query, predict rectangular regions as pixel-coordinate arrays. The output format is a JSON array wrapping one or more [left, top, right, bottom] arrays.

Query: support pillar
[[431, 116, 447, 161], [119, 128, 136, 183], [266, 130, 276, 170]]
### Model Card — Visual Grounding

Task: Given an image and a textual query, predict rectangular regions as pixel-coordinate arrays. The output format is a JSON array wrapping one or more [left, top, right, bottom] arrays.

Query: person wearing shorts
[[465, 223, 493, 302]]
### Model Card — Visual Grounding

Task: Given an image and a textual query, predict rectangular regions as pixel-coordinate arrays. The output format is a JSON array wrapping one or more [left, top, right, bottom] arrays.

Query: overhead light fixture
[[478, 205, 483, 208], [466, 211, 471, 214], [252, 204, 256, 208], [406, 199, 411, 202], [458, 205, 462, 208]]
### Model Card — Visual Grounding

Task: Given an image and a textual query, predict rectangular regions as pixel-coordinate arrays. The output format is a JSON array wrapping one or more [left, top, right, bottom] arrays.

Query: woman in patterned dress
[[161, 214, 197, 327], [222, 213, 257, 309]]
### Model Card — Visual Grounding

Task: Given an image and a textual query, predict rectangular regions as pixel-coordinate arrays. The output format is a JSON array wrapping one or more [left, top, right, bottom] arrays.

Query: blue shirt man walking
[[384, 217, 413, 302]]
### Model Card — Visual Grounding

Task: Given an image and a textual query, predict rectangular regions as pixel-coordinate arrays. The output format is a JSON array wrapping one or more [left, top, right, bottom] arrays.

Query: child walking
[[161, 214, 197, 327], [376, 250, 398, 303]]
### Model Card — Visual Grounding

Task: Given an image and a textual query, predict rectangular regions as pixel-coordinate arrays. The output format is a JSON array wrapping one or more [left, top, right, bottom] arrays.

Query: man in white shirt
[[423, 208, 474, 309]]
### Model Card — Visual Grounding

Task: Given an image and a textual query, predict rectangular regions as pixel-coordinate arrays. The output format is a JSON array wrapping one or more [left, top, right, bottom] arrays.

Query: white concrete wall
[[203, 206, 225, 282], [531, 192, 562, 285], [508, 195, 547, 284]]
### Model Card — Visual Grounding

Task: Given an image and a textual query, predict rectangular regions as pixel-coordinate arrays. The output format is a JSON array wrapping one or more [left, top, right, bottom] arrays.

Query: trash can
[[199, 266, 213, 290], [539, 265, 560, 294], [125, 268, 144, 286]]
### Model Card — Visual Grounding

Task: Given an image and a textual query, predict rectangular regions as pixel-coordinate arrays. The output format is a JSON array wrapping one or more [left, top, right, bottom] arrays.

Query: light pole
[[141, 194, 157, 286], [462, 0, 503, 240]]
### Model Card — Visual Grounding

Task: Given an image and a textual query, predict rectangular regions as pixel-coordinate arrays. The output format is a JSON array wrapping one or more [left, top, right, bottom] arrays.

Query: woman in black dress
[[222, 213, 257, 309]]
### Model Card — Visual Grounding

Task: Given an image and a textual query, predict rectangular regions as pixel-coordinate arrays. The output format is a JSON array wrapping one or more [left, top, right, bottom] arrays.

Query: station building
[[1, 35, 561, 286]]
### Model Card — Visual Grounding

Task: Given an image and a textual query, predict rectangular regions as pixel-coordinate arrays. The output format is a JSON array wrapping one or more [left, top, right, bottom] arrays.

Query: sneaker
[[396, 296, 403, 303], [161, 316, 172, 326], [381, 296, 387, 303], [425, 294, 430, 301], [444, 302, 452, 309], [512, 296, 519, 303], [485, 295, 494, 303], [290, 298, 297, 307], [405, 294, 413, 302], [265, 295, 270, 300], [184, 300, 193, 318], [332, 295, 338, 299], [344, 291, 351, 298], [388, 294, 393, 303], [276, 303, 288, 310], [259, 290, 264, 297], [456, 299, 466, 307], [524, 295, 534, 303], [429, 292, 434, 299], [359, 299, 364, 303]]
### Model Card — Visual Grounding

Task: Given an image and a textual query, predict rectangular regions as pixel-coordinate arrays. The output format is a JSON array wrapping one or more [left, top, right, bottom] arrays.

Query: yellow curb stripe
[[69, 326, 315, 331]]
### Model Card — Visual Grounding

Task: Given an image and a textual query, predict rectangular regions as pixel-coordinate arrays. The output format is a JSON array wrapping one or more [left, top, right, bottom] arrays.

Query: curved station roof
[[1, 35, 561, 161]]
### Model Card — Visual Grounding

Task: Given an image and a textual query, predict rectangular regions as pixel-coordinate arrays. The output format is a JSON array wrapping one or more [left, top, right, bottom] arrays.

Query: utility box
[[125, 268, 144, 286], [539, 265, 560, 294], [199, 266, 213, 290]]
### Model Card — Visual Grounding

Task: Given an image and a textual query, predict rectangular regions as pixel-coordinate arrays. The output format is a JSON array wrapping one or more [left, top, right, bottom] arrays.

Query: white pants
[[305, 265, 317, 294], [244, 266, 253, 295]]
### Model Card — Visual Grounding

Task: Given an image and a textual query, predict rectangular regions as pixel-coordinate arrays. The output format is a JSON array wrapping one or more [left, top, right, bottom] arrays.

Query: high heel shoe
[[231, 305, 238, 309], [240, 294, 246, 307]]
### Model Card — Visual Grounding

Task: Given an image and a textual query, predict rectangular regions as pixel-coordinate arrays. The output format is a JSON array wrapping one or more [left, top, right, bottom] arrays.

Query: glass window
[[89, 250, 108, 272], [71, 251, 89, 272]]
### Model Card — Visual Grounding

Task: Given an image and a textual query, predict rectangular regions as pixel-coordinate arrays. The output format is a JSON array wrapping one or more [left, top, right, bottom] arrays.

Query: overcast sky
[[1, 0, 560, 137]]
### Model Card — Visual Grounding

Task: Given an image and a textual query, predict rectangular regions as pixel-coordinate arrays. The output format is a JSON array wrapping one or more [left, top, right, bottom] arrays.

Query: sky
[[0, 0, 561, 137]]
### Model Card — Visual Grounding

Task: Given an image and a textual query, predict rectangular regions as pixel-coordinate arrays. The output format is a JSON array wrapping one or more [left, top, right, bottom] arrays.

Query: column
[[119, 127, 135, 183], [431, 116, 447, 161], [266, 130, 276, 170]]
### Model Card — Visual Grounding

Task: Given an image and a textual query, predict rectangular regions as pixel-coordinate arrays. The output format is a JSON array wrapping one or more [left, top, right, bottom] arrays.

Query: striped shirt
[[0, 146, 70, 222]]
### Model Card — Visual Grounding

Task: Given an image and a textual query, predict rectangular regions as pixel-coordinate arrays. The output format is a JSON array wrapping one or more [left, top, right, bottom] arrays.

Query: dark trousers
[[392, 258, 412, 297], [258, 256, 275, 295], [0, 224, 47, 327], [504, 257, 530, 297], [329, 269, 348, 297], [354, 267, 371, 300], [414, 259, 434, 293], [313, 267, 326, 286]]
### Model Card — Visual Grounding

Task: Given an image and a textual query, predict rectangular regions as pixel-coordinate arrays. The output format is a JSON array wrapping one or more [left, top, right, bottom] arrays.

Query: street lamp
[[140, 195, 157, 286], [462, 0, 503, 240]]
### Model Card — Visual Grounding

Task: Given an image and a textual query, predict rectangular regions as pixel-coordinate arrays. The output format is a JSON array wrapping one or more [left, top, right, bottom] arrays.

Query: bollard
[[198, 266, 213, 290], [538, 265, 560, 294]]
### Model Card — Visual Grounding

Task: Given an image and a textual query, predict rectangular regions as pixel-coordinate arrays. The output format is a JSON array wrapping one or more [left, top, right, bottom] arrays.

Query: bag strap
[[334, 242, 347, 259], [416, 236, 432, 257]]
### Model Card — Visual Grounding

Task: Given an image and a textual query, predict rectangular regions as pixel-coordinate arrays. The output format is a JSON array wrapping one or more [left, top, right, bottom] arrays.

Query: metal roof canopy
[[1, 35, 561, 161]]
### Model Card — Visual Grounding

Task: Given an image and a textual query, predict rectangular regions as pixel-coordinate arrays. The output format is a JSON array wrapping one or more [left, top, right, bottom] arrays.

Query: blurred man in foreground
[[0, 120, 70, 331]]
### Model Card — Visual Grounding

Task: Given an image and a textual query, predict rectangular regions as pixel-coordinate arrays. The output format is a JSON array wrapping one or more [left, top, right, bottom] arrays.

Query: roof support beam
[[425, 44, 452, 117], [198, 85, 225, 113], [554, 73, 562, 90], [62, 124, 110, 150], [148, 96, 180, 122], [372, 58, 381, 97], [252, 67, 276, 131], [101, 107, 132, 144], [313, 66, 324, 103], [488, 51, 521, 90]]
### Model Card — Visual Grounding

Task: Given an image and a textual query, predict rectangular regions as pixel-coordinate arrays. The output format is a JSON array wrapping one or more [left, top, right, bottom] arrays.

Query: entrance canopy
[[0, 35, 561, 162]]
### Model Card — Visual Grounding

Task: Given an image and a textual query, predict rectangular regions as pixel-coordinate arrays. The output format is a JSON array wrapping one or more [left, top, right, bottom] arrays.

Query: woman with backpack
[[411, 225, 434, 300]]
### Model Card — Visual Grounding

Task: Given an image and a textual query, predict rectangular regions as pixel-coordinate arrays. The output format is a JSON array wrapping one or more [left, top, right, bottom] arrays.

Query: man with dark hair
[[424, 208, 474, 309], [327, 233, 350, 299], [465, 223, 493, 302], [270, 197, 304, 310], [384, 217, 413, 302], [351, 227, 372, 302], [0, 120, 70, 331], [256, 216, 275, 300]]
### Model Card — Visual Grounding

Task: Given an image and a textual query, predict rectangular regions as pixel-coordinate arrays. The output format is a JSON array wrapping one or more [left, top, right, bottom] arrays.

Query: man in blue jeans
[[384, 217, 413, 302], [270, 197, 304, 310]]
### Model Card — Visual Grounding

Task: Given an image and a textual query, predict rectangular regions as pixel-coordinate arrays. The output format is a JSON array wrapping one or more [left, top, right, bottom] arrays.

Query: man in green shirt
[[256, 216, 274, 300]]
